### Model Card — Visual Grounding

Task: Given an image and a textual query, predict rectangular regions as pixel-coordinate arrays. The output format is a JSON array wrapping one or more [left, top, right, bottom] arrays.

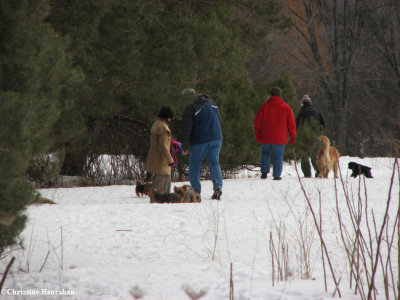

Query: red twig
[[294, 161, 342, 297], [367, 159, 398, 299], [0, 256, 15, 290]]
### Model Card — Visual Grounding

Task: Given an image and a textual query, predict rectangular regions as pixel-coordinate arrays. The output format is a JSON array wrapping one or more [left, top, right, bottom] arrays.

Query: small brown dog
[[317, 135, 340, 178], [173, 185, 201, 203], [135, 181, 152, 197], [149, 188, 181, 203]]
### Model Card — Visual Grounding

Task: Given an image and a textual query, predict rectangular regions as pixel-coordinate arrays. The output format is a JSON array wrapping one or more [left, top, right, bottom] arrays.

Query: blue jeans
[[189, 140, 223, 193], [260, 144, 285, 178]]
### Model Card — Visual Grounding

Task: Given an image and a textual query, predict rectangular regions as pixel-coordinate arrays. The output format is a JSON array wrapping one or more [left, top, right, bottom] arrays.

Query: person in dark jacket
[[254, 87, 296, 180], [181, 88, 223, 200], [295, 95, 325, 177]]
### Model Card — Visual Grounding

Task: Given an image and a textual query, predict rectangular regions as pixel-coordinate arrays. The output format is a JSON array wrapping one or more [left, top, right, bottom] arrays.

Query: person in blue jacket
[[181, 88, 223, 200]]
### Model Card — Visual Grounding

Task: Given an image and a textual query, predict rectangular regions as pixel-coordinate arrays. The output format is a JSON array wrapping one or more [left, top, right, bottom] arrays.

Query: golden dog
[[317, 135, 340, 178]]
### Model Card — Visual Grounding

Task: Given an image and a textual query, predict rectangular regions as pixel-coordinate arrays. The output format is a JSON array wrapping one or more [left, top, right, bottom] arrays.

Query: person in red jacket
[[254, 87, 296, 180]]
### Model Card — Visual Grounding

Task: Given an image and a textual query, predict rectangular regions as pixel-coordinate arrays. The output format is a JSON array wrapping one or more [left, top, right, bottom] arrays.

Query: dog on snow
[[348, 161, 373, 178], [317, 135, 340, 178], [173, 185, 201, 203], [135, 181, 152, 197]]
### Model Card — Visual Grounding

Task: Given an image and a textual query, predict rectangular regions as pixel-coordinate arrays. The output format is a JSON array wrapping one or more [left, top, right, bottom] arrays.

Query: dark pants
[[301, 157, 319, 177]]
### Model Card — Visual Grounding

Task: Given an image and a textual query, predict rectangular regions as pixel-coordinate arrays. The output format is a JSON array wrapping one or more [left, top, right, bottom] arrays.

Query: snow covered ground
[[1, 156, 398, 300]]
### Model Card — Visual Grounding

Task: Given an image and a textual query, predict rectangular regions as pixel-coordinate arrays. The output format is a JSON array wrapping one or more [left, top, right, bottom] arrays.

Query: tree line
[[1, 0, 399, 252], [274, 0, 400, 155]]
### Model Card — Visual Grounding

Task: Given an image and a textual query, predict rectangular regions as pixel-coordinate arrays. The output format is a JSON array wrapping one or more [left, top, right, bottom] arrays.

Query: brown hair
[[270, 87, 282, 96]]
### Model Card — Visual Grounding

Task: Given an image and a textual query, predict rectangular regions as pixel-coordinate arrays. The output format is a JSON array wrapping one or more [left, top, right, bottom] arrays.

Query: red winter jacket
[[254, 96, 296, 145]]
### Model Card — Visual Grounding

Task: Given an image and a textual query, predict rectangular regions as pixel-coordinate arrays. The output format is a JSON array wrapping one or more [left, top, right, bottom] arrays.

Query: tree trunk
[[61, 150, 87, 176]]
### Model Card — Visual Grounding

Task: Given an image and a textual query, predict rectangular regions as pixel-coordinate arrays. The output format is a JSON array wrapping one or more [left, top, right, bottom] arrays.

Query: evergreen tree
[[0, 0, 81, 253], [46, 0, 295, 175], [294, 118, 322, 161], [46, 0, 110, 175]]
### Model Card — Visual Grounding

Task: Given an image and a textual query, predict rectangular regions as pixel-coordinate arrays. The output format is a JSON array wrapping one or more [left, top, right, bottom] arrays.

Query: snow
[[1, 156, 398, 300]]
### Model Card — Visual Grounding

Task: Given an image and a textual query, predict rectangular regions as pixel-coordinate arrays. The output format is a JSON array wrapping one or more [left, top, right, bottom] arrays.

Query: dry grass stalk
[[0, 256, 15, 290], [229, 263, 234, 300], [318, 191, 327, 292], [281, 193, 314, 279], [333, 158, 399, 299], [294, 162, 342, 297], [205, 203, 220, 261], [268, 223, 292, 283], [397, 204, 400, 299], [269, 232, 275, 286], [367, 159, 399, 299]]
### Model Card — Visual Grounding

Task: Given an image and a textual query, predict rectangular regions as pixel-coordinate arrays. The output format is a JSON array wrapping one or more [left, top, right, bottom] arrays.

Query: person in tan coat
[[145, 107, 175, 199]]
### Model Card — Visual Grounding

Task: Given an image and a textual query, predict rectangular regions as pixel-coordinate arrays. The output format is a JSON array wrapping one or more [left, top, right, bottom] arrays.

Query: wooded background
[[1, 0, 399, 252]]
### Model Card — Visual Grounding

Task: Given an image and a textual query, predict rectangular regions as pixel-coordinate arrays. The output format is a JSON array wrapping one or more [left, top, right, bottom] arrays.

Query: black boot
[[211, 188, 222, 200]]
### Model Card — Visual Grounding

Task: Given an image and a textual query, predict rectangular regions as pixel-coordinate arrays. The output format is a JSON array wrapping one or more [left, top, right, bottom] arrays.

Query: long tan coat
[[145, 119, 174, 175]]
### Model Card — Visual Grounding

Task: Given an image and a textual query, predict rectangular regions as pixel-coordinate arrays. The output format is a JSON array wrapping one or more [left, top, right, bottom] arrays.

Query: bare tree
[[366, 0, 400, 87], [279, 0, 373, 152]]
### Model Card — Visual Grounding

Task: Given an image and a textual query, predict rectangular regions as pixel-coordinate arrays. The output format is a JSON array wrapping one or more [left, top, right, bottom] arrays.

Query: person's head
[[301, 94, 312, 106], [270, 87, 282, 97], [181, 88, 197, 97], [158, 106, 175, 121]]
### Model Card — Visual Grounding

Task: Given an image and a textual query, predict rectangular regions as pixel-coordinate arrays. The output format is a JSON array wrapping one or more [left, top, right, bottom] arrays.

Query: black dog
[[348, 162, 373, 178], [135, 181, 152, 197]]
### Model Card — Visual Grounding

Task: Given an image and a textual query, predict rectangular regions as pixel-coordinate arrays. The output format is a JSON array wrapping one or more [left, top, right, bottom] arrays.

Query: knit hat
[[301, 95, 311, 103]]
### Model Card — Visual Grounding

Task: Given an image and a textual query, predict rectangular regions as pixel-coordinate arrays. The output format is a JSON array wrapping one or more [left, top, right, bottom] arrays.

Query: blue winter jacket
[[181, 94, 223, 151]]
